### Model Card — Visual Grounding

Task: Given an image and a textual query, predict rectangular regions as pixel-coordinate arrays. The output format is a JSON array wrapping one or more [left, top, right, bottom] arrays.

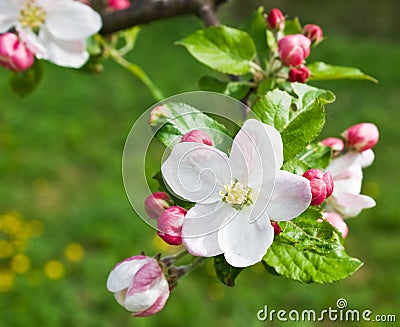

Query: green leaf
[[214, 255, 243, 287], [150, 102, 231, 150], [284, 17, 303, 35], [308, 61, 378, 83], [252, 84, 332, 160], [198, 76, 251, 100], [9, 60, 43, 97], [176, 26, 256, 75], [263, 208, 363, 283], [282, 159, 309, 175], [296, 142, 332, 170], [242, 6, 269, 69]]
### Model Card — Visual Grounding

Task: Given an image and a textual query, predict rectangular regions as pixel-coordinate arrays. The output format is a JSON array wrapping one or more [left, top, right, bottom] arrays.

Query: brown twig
[[100, 0, 228, 35]]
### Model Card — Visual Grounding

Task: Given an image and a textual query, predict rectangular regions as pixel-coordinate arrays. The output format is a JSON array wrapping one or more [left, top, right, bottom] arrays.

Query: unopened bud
[[180, 130, 213, 146], [107, 0, 130, 10], [321, 137, 344, 152], [144, 192, 173, 220], [267, 8, 285, 30], [278, 34, 311, 67], [271, 221, 282, 235], [0, 33, 34, 72], [342, 123, 379, 152], [157, 206, 187, 245], [323, 212, 348, 238], [303, 169, 334, 206], [303, 24, 323, 44], [288, 65, 310, 83], [106, 255, 170, 316]]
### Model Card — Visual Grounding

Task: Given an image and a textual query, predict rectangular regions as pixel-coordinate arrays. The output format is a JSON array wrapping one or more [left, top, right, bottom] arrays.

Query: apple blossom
[[161, 119, 311, 267], [0, 33, 34, 72], [0, 0, 102, 68], [323, 212, 348, 238], [278, 34, 311, 67], [157, 206, 187, 245], [144, 192, 173, 220], [302, 169, 334, 206], [325, 151, 375, 218], [106, 255, 170, 317], [180, 130, 214, 146], [303, 24, 323, 44], [342, 123, 379, 152], [267, 8, 285, 30], [321, 137, 344, 152], [288, 65, 310, 83]]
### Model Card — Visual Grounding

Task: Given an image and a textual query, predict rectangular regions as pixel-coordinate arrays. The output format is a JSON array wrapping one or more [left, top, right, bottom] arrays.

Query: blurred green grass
[[1, 4, 399, 327]]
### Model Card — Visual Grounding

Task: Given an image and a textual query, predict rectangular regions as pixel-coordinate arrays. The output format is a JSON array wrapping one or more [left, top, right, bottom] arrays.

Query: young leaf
[[198, 76, 251, 100], [176, 26, 256, 75], [308, 61, 378, 83], [150, 102, 231, 150], [282, 159, 309, 175], [9, 60, 43, 97], [263, 208, 363, 283], [284, 17, 303, 35], [295, 143, 332, 170], [214, 254, 243, 287]]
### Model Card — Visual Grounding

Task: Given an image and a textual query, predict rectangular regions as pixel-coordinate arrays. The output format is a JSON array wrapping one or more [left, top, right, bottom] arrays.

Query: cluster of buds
[[302, 169, 334, 206], [0, 33, 34, 72], [266, 8, 324, 83], [144, 129, 214, 246]]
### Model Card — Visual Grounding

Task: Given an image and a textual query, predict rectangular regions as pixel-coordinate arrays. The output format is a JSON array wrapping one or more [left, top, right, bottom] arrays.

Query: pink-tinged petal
[[326, 191, 376, 218], [38, 28, 89, 67], [133, 278, 170, 317], [106, 258, 147, 292], [129, 259, 162, 294], [181, 202, 230, 257], [124, 282, 162, 313], [161, 142, 232, 204], [326, 152, 361, 176], [266, 170, 311, 221], [359, 149, 375, 168], [0, 1, 18, 33], [218, 206, 274, 267], [45, 1, 102, 41], [332, 165, 363, 194], [323, 212, 348, 238], [229, 119, 282, 190]]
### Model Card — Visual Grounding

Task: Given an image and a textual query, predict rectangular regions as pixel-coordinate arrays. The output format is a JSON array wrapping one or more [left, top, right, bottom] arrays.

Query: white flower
[[161, 119, 311, 268], [325, 150, 376, 218], [0, 0, 102, 68]]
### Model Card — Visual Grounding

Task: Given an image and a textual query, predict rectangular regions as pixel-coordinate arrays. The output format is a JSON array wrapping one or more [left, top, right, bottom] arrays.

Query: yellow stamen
[[19, 0, 47, 30]]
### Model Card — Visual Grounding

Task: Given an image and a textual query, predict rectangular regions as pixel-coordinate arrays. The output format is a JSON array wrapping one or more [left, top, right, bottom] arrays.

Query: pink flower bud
[[0, 33, 34, 72], [303, 24, 323, 44], [157, 206, 187, 245], [267, 8, 285, 30], [288, 65, 310, 83], [180, 130, 214, 146], [108, 0, 130, 10], [323, 212, 348, 238], [321, 137, 344, 152], [144, 192, 173, 220], [278, 34, 311, 67], [271, 221, 282, 235], [149, 105, 171, 126], [106, 255, 170, 316], [303, 169, 334, 206], [342, 123, 379, 152]]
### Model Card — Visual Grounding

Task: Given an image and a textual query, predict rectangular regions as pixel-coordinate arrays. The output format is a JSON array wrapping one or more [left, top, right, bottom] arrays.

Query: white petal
[[38, 28, 89, 68], [326, 191, 376, 218], [161, 142, 232, 204], [218, 206, 274, 268], [0, 1, 18, 33], [326, 152, 361, 176], [45, 1, 102, 41], [229, 119, 283, 188], [106, 259, 147, 292], [332, 165, 363, 194], [16, 26, 49, 58], [359, 149, 375, 168], [181, 202, 231, 257], [124, 279, 164, 313], [266, 170, 311, 221]]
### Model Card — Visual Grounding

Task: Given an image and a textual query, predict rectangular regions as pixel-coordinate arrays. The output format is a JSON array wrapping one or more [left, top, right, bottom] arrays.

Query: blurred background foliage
[[0, 0, 399, 326]]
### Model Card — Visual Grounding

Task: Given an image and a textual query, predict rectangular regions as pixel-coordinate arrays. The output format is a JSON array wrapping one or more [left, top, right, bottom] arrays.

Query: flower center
[[19, 0, 47, 31], [219, 179, 253, 209]]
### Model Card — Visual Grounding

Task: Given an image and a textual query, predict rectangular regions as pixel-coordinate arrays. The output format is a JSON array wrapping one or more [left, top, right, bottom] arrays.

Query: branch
[[100, 0, 227, 35]]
